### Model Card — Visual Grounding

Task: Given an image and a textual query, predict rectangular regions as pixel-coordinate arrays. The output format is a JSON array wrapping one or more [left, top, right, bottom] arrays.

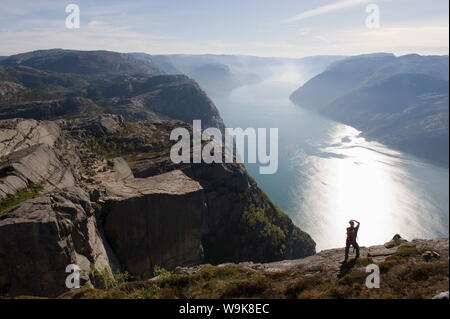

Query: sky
[[0, 0, 448, 58]]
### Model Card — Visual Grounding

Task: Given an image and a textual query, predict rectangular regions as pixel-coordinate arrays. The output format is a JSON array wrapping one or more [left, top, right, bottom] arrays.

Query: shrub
[[108, 281, 161, 299], [154, 265, 172, 281], [199, 265, 249, 280], [285, 275, 323, 298], [379, 256, 406, 273], [220, 273, 271, 298], [242, 204, 286, 252], [338, 270, 367, 287], [0, 185, 42, 217], [93, 268, 132, 290], [395, 246, 424, 258], [355, 257, 374, 266]]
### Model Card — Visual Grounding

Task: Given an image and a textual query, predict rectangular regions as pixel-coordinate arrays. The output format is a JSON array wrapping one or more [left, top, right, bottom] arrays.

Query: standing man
[[344, 219, 360, 262]]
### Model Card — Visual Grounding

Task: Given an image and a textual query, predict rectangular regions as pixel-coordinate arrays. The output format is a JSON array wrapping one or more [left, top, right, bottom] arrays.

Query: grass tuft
[[0, 185, 43, 218]]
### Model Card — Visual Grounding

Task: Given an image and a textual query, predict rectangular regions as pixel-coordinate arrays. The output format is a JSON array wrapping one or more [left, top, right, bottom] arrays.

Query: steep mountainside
[[290, 54, 449, 164], [0, 115, 315, 297], [88, 74, 225, 130], [291, 53, 397, 109], [0, 49, 315, 297]]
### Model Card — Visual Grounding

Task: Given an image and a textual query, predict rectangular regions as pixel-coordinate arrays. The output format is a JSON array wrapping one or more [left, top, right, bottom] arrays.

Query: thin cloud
[[284, 0, 372, 23]]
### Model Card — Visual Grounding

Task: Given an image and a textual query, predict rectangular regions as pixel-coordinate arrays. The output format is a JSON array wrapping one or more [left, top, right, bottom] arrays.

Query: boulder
[[0, 187, 117, 297], [0, 118, 61, 157], [422, 250, 441, 262], [0, 143, 74, 200], [432, 291, 449, 299], [384, 234, 408, 248], [102, 170, 205, 279]]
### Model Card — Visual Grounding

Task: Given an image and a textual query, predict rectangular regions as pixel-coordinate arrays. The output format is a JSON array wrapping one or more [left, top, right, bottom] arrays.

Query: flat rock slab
[[102, 170, 205, 279], [201, 238, 449, 274], [101, 168, 203, 199], [0, 143, 75, 200], [0, 119, 60, 157]]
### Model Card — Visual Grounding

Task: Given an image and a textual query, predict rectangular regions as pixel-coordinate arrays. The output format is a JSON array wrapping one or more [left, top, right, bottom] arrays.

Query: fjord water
[[212, 69, 449, 251]]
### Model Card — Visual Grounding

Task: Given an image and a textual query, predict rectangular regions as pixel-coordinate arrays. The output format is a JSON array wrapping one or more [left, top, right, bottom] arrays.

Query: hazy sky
[[0, 0, 448, 57]]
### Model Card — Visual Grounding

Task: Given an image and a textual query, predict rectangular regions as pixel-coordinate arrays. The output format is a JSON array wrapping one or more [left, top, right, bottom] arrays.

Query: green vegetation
[[395, 245, 425, 257], [82, 122, 171, 161], [239, 177, 302, 258], [379, 245, 425, 273], [242, 204, 286, 252], [58, 256, 448, 299], [153, 266, 172, 280], [355, 257, 374, 267], [56, 244, 448, 299], [0, 89, 56, 107], [93, 268, 133, 291], [87, 102, 104, 114], [0, 186, 43, 218], [84, 136, 148, 159]]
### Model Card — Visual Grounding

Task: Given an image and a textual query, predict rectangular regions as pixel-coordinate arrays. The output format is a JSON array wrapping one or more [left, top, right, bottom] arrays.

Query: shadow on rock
[[338, 258, 357, 278]]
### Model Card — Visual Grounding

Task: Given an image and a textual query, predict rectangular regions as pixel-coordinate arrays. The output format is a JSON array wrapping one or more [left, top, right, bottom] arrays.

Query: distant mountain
[[129, 53, 182, 74], [291, 53, 397, 109], [130, 54, 345, 97], [139, 54, 264, 96], [1, 49, 164, 77], [89, 74, 225, 130], [0, 49, 223, 130], [0, 65, 88, 95], [290, 54, 449, 164]]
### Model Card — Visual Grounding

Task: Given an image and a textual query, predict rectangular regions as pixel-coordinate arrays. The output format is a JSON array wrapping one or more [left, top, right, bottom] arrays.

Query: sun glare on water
[[293, 124, 447, 251]]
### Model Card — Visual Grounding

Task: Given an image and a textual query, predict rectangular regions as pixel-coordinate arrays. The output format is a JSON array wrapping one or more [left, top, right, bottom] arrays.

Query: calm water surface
[[212, 73, 449, 251]]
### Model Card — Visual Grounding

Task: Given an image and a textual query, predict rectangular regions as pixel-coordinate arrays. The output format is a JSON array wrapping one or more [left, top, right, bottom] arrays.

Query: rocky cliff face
[[102, 170, 206, 279], [0, 115, 315, 297], [90, 74, 225, 130], [0, 119, 116, 296], [0, 188, 115, 297], [0, 49, 315, 297]]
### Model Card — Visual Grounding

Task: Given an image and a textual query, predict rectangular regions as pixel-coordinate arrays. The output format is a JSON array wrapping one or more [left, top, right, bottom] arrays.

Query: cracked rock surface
[[0, 116, 315, 297]]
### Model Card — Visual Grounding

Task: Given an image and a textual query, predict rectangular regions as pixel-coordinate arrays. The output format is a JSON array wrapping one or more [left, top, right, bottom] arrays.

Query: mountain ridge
[[290, 53, 449, 165]]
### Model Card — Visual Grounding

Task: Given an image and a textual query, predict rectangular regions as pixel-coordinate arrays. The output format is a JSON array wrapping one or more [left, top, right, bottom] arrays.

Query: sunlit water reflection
[[291, 124, 448, 250], [212, 73, 449, 251]]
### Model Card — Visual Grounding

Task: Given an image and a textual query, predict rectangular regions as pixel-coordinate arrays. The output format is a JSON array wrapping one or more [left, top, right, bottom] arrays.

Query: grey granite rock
[[0, 187, 117, 297]]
